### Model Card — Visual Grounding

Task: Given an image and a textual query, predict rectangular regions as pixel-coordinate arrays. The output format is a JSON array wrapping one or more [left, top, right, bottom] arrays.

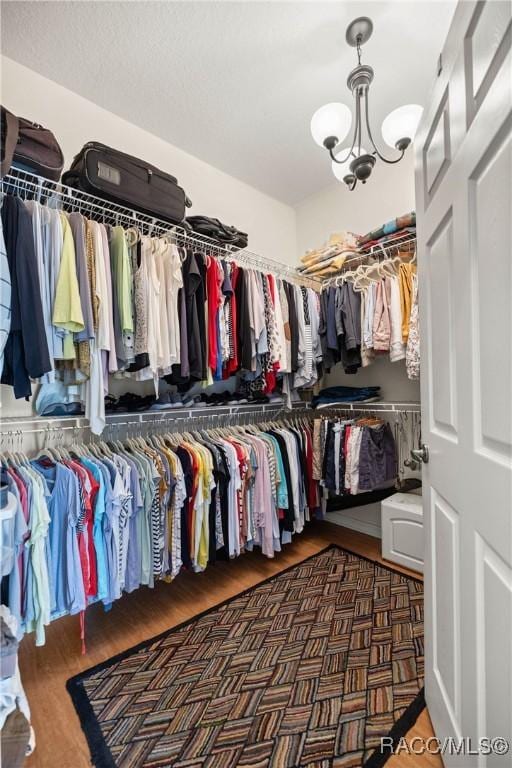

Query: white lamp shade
[[311, 102, 352, 147], [331, 146, 368, 182], [381, 104, 423, 148]]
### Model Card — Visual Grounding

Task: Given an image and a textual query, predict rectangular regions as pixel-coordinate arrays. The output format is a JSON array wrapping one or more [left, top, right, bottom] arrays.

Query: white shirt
[[166, 244, 183, 365], [91, 222, 110, 352], [136, 236, 160, 392], [100, 224, 117, 373]]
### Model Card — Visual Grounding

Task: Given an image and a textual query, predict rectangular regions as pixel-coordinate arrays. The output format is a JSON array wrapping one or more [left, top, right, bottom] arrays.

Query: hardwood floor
[[18, 521, 442, 767]]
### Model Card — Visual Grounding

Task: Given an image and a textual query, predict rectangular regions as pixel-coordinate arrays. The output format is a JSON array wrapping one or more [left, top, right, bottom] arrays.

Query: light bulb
[[311, 103, 352, 148], [381, 104, 423, 149], [331, 146, 368, 182]]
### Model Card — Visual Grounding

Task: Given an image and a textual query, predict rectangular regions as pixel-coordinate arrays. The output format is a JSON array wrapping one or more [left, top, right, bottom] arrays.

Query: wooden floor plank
[[18, 521, 442, 767]]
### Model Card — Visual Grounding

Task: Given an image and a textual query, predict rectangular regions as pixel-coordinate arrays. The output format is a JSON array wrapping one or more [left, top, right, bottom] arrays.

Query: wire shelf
[[357, 228, 417, 257], [1, 167, 321, 288], [319, 230, 417, 288]]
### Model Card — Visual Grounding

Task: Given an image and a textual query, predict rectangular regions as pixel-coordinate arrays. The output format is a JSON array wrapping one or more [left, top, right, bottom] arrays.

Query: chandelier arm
[[328, 104, 359, 164], [356, 90, 362, 156], [364, 90, 405, 164]]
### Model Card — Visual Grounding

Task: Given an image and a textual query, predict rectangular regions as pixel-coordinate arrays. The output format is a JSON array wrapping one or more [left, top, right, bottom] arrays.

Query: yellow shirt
[[399, 262, 417, 342], [197, 444, 213, 571], [53, 214, 85, 358], [112, 226, 134, 333]]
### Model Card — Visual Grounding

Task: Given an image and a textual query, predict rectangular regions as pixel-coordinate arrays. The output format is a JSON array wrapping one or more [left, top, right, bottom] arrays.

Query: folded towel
[[358, 212, 415, 246]]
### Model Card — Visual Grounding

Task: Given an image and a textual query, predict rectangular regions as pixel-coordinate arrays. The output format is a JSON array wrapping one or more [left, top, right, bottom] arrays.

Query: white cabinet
[[381, 492, 424, 573]]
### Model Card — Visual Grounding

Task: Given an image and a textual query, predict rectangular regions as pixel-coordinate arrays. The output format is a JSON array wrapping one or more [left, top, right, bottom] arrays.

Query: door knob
[[410, 444, 429, 464]]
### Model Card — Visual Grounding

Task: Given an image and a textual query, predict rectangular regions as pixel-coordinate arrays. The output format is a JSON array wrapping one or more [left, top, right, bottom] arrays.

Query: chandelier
[[310, 17, 423, 191]]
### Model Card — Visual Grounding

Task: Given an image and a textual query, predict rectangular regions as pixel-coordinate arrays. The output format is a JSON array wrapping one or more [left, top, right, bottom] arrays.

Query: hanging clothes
[[0, 193, 322, 431], [1, 416, 323, 647], [314, 415, 397, 496], [319, 255, 418, 376], [0, 217, 11, 375]]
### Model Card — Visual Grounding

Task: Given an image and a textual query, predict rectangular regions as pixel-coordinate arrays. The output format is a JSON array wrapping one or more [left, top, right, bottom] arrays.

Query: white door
[[415, 1, 512, 765]]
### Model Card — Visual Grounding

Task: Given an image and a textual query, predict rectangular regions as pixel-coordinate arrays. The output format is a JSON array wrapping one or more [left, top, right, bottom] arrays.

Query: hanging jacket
[[1, 196, 51, 398]]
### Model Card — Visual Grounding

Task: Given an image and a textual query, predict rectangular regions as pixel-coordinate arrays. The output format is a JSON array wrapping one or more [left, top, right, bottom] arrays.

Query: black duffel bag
[[1, 106, 64, 181], [62, 142, 191, 224], [185, 215, 248, 250]]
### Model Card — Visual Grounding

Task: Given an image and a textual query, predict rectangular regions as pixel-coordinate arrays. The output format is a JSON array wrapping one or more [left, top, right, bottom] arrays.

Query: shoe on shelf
[[169, 392, 184, 408], [228, 392, 249, 405], [182, 394, 202, 408], [247, 393, 269, 404], [149, 392, 173, 411]]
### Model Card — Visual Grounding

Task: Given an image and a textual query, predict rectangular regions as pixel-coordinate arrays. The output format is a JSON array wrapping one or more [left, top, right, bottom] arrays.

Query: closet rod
[[316, 402, 420, 413], [1, 168, 321, 289], [0, 404, 313, 440], [316, 408, 420, 415], [0, 404, 422, 443]]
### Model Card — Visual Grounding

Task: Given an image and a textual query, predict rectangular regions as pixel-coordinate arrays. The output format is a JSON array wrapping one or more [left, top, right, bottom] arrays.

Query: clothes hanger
[[351, 263, 374, 292], [12, 430, 29, 465], [381, 255, 402, 277], [88, 441, 105, 459], [125, 226, 141, 246], [34, 443, 59, 464], [2, 431, 18, 466]]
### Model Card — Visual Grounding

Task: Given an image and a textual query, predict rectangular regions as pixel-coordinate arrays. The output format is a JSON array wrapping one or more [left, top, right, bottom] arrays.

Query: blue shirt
[[31, 461, 85, 618]]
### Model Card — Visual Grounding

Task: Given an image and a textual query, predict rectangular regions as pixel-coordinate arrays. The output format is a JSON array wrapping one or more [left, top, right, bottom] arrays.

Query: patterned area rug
[[67, 545, 425, 768]]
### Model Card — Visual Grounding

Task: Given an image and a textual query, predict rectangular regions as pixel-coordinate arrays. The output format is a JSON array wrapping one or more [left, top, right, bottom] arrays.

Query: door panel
[[423, 89, 451, 201], [415, 2, 512, 764], [465, 0, 512, 125], [431, 490, 461, 736], [469, 121, 512, 461], [475, 535, 512, 754], [427, 210, 457, 439]]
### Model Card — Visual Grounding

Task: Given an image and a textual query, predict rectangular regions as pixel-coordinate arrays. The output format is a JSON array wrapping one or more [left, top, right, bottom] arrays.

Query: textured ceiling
[[1, 1, 456, 205]]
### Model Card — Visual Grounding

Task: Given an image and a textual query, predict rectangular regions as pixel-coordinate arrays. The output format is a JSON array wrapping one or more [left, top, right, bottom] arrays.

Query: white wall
[[0, 56, 298, 417], [295, 152, 421, 403], [0, 56, 420, 416], [296, 151, 416, 254], [0, 57, 297, 264]]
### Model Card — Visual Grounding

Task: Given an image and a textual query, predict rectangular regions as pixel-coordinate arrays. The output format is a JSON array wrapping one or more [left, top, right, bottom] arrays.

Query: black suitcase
[[62, 142, 191, 224]]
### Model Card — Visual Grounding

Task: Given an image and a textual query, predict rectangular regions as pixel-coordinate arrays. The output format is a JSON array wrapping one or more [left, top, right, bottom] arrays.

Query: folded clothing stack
[[35, 382, 84, 417], [311, 385, 381, 409], [357, 212, 415, 248], [298, 232, 359, 278]]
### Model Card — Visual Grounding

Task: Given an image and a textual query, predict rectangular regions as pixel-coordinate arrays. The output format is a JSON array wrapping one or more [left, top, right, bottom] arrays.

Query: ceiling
[[1, 1, 456, 205]]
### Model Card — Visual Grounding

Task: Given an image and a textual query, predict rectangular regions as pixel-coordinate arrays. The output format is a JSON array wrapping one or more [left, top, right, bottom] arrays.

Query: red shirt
[[226, 263, 239, 375], [206, 258, 222, 373]]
